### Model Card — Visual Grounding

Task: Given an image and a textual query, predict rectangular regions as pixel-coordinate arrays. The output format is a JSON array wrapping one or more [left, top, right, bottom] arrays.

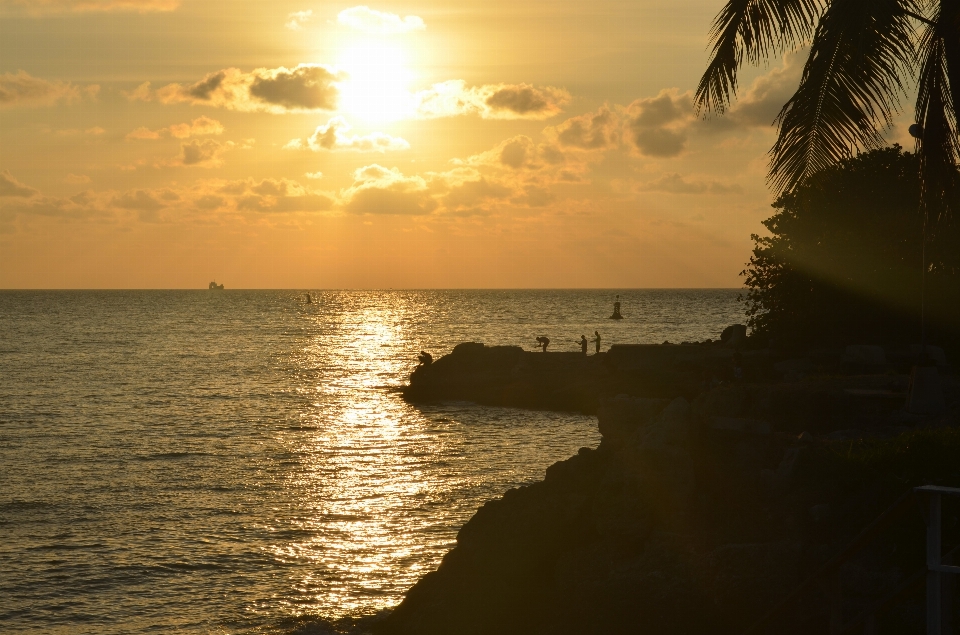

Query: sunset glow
[[0, 0, 921, 289]]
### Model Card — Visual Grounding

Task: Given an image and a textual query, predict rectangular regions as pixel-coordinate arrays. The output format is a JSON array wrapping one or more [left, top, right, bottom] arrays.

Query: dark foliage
[[741, 145, 960, 349]]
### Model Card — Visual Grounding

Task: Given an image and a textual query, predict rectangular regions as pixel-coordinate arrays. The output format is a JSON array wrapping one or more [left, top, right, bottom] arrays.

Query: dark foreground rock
[[376, 390, 960, 635]]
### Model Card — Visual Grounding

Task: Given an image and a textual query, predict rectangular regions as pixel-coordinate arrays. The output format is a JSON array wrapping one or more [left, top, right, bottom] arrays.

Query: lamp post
[[906, 123, 946, 415]]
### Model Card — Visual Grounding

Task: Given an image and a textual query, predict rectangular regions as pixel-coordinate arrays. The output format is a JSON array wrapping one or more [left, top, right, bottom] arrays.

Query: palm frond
[[915, 1, 960, 223], [768, 0, 919, 193], [696, 0, 823, 115]]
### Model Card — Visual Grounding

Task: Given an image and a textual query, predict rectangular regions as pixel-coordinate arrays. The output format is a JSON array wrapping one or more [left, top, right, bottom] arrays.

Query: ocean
[[0, 289, 743, 634]]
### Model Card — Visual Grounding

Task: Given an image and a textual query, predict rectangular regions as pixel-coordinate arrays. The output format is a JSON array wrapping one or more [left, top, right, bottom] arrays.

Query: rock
[[809, 504, 831, 523], [842, 345, 886, 365], [824, 429, 864, 441], [910, 344, 947, 367], [706, 542, 800, 616], [709, 417, 771, 435], [775, 446, 805, 479], [906, 365, 946, 414], [451, 341, 487, 356], [635, 397, 691, 446], [597, 396, 669, 448], [773, 358, 814, 375], [797, 431, 813, 443], [720, 324, 747, 348]]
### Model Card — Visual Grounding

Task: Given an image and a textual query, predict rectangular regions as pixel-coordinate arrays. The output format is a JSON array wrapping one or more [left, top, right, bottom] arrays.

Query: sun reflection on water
[[276, 294, 484, 617]]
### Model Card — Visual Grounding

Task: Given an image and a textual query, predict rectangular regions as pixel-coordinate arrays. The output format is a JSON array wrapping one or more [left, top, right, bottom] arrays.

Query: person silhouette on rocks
[[536, 336, 550, 352], [579, 335, 588, 354], [593, 331, 602, 354]]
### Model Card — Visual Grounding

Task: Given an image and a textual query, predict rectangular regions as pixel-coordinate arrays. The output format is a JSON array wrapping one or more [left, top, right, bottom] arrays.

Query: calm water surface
[[0, 290, 742, 633]]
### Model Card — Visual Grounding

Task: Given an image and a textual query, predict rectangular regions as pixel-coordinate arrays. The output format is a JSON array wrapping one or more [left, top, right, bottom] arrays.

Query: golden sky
[[0, 0, 906, 288]]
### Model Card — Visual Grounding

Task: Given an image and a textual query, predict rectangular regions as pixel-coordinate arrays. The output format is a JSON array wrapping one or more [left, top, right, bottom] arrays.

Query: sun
[[336, 38, 415, 124]]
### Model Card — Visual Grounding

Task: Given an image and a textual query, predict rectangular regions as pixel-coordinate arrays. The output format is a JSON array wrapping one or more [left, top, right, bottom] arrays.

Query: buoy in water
[[609, 294, 623, 319]]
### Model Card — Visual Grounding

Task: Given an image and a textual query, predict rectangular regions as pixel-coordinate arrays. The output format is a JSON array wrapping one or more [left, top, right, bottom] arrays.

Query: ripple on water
[[0, 289, 741, 633]]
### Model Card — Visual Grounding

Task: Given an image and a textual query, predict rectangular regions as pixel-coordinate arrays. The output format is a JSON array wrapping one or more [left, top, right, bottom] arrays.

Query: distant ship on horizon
[[208, 281, 224, 290]]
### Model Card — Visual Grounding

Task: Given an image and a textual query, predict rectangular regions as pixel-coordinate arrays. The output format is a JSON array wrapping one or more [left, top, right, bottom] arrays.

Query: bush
[[742, 145, 960, 349]]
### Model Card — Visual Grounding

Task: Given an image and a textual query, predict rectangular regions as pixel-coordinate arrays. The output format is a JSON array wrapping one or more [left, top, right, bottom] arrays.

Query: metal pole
[[928, 492, 943, 635]]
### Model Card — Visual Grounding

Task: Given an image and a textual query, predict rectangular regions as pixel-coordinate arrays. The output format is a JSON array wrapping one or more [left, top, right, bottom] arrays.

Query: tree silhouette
[[697, 0, 959, 220]]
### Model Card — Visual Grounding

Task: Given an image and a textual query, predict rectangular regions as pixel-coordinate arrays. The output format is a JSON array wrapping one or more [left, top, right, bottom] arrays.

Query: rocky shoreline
[[373, 334, 960, 634]]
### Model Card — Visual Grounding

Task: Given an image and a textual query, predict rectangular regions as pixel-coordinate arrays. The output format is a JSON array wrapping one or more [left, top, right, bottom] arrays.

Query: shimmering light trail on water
[[0, 290, 741, 633]]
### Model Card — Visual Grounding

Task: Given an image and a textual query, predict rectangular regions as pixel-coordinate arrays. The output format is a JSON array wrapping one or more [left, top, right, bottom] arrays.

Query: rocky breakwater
[[402, 339, 746, 414], [375, 392, 960, 635]]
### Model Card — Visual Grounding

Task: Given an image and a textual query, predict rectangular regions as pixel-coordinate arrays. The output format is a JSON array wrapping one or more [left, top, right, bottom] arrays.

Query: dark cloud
[[500, 140, 528, 168], [486, 86, 548, 114], [0, 171, 39, 197], [156, 65, 343, 113], [632, 128, 687, 158], [249, 65, 341, 110], [626, 90, 693, 158], [180, 139, 226, 167], [0, 71, 94, 108], [187, 71, 225, 100], [554, 107, 618, 150], [414, 81, 569, 120], [291, 117, 409, 152]]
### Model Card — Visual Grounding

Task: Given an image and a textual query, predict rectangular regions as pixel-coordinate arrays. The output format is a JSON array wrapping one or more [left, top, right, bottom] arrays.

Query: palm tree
[[698, 0, 959, 372], [696, 0, 959, 217]]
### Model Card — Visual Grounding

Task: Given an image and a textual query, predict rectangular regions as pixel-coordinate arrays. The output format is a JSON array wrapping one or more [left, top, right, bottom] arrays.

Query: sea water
[[0, 289, 742, 633]]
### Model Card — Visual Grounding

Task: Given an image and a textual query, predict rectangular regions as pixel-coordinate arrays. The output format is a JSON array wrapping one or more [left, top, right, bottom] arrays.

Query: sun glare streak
[[336, 38, 415, 124]]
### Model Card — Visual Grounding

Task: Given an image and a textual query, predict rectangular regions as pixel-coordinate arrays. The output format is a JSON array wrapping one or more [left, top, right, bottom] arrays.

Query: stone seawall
[[402, 341, 749, 414]]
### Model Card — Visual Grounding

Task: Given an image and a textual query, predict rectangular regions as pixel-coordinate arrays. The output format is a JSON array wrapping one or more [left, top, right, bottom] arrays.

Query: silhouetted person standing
[[593, 331, 602, 354], [579, 335, 588, 354], [536, 336, 550, 352], [417, 351, 433, 367]]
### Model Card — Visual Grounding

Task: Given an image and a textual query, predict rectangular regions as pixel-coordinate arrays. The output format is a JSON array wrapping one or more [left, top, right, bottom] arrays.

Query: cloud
[[285, 9, 312, 30], [464, 136, 569, 177], [286, 117, 409, 152], [726, 50, 805, 128], [341, 165, 436, 215], [414, 81, 569, 120], [305, 171, 324, 179], [625, 90, 695, 157], [639, 173, 743, 195], [155, 65, 344, 113], [126, 116, 224, 141], [199, 178, 335, 214], [338, 6, 425, 33], [64, 173, 91, 184], [0, 0, 178, 14], [548, 106, 620, 150], [52, 126, 106, 136], [124, 81, 153, 102], [112, 189, 164, 212], [0, 171, 39, 197], [442, 177, 511, 211], [179, 139, 230, 167], [227, 178, 334, 213], [126, 126, 162, 140], [0, 71, 97, 108]]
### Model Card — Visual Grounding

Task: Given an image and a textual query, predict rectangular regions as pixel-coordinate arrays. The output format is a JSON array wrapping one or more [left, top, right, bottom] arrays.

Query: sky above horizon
[[0, 0, 911, 288]]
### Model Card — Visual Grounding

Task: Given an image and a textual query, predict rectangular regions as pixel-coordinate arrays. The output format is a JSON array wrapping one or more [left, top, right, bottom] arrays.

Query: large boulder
[[596, 396, 668, 448], [841, 345, 885, 365], [720, 324, 747, 348]]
